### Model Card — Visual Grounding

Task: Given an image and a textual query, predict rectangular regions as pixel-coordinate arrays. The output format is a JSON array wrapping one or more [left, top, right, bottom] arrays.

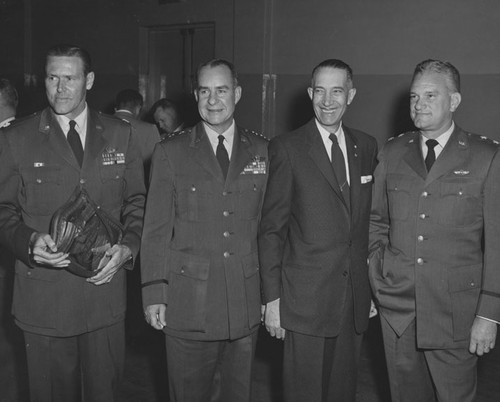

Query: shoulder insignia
[[241, 127, 269, 141], [161, 128, 190, 142]]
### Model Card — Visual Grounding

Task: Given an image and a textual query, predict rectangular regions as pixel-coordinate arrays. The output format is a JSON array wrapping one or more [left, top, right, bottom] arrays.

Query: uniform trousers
[[23, 320, 125, 402], [380, 315, 477, 402], [283, 280, 363, 402], [164, 331, 258, 402]]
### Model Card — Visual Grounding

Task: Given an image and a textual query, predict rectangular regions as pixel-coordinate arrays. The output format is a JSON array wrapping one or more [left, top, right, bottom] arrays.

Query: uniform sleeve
[[258, 137, 293, 304], [477, 148, 500, 321], [141, 143, 174, 307]]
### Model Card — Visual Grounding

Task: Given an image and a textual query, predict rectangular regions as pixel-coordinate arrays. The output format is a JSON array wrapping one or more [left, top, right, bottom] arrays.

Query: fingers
[[266, 324, 286, 340], [144, 305, 166, 330], [32, 248, 70, 267]]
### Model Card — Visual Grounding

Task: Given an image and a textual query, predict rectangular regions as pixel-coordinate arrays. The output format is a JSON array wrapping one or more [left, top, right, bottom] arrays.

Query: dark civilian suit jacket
[[259, 119, 378, 337], [369, 126, 500, 349], [141, 122, 269, 341], [114, 110, 160, 181], [0, 108, 146, 337]]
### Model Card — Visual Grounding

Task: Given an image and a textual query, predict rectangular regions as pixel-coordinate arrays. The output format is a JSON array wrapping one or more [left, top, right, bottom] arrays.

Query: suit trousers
[[23, 320, 125, 402], [380, 315, 477, 402], [164, 331, 258, 402], [283, 280, 363, 402]]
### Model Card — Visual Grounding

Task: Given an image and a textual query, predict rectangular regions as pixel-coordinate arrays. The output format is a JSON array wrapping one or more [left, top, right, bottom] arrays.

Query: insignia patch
[[454, 170, 470, 176], [241, 155, 267, 175], [102, 150, 125, 165]]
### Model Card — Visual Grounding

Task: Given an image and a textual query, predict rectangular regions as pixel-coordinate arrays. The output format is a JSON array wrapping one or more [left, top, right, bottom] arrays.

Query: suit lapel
[[188, 123, 224, 183], [41, 109, 80, 170], [306, 120, 346, 208], [84, 110, 107, 168], [402, 132, 427, 180], [226, 127, 255, 184], [425, 128, 468, 186]]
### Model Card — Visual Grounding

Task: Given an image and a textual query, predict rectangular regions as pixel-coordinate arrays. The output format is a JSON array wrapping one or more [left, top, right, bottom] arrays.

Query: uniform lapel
[[42, 109, 80, 170], [307, 120, 347, 209], [188, 122, 224, 182], [84, 110, 108, 169], [425, 128, 468, 186], [226, 127, 255, 184], [402, 132, 427, 180]]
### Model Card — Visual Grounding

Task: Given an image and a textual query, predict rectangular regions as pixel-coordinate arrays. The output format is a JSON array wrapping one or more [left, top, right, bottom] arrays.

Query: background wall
[[1, 0, 499, 146]]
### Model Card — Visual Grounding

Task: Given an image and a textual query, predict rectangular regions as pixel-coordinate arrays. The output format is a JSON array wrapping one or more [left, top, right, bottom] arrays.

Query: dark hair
[[194, 59, 239, 89], [150, 98, 182, 125], [0, 78, 18, 110], [46, 44, 92, 76], [311, 59, 354, 87], [412, 59, 460, 93], [115, 89, 143, 110]]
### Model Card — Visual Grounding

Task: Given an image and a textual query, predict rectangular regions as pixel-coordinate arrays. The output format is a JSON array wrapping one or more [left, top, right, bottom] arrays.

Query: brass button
[[223, 211, 230, 217], [223, 231, 230, 238], [419, 214, 426, 219], [417, 235, 424, 242], [417, 258, 424, 265], [223, 251, 230, 258]]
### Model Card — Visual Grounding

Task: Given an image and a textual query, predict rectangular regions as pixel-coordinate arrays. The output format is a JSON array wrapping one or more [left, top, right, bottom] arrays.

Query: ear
[[85, 72, 95, 90], [307, 87, 313, 101], [347, 87, 357, 105], [234, 86, 242, 105], [450, 92, 461, 112], [193, 89, 199, 102]]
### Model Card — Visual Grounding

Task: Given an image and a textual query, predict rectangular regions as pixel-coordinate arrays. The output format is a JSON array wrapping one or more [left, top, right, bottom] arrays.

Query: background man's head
[[410, 59, 461, 139], [0, 78, 18, 119], [115, 89, 143, 118], [308, 59, 356, 133], [194, 59, 241, 134], [45, 44, 95, 120], [151, 98, 182, 135]]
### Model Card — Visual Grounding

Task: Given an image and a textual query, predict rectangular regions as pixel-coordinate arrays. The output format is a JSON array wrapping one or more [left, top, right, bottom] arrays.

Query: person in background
[[0, 44, 145, 402], [0, 78, 18, 128], [369, 59, 500, 401], [258, 59, 378, 402], [151, 97, 184, 137], [114, 88, 160, 183], [141, 59, 268, 402]]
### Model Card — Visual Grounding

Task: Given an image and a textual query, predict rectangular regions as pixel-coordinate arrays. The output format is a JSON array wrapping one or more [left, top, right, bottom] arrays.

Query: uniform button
[[222, 191, 228, 196], [422, 191, 428, 197], [470, 281, 475, 287], [458, 190, 463, 196], [419, 213, 426, 219], [27, 271, 32, 276], [191, 186, 196, 192], [223, 211, 230, 217], [417, 235, 424, 242], [36, 178, 42, 184], [223, 251, 230, 258], [223, 231, 230, 238], [80, 178, 85, 184], [180, 267, 185, 274], [417, 258, 424, 265]]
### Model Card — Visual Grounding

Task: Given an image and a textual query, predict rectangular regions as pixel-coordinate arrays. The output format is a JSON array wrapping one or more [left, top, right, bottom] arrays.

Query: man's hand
[[30, 232, 70, 267], [265, 298, 285, 340], [469, 316, 497, 356], [87, 244, 132, 286], [144, 304, 167, 330], [369, 299, 378, 318]]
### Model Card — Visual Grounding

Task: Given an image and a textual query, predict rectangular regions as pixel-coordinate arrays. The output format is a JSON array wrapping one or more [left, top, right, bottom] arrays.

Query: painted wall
[[1, 0, 499, 145]]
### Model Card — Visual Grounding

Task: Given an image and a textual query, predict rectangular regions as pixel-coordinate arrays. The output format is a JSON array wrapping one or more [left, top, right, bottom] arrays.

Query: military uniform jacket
[[0, 108, 146, 337], [141, 122, 269, 341], [369, 126, 500, 349], [258, 119, 378, 337]]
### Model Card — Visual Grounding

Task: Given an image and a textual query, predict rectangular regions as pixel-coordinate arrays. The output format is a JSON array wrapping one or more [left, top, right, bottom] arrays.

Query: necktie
[[425, 139, 439, 172], [67, 120, 84, 167], [216, 135, 230, 179], [329, 134, 350, 207]]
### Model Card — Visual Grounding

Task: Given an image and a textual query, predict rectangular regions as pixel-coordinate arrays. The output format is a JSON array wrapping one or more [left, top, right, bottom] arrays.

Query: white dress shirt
[[203, 120, 235, 160], [55, 104, 89, 150]]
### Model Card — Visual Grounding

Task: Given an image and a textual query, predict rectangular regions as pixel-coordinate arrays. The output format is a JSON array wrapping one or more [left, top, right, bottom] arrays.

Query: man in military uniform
[[369, 59, 500, 401], [0, 44, 145, 402], [141, 59, 268, 402]]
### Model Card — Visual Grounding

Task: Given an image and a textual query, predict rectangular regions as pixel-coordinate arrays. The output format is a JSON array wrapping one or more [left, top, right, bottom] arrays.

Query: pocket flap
[[448, 265, 482, 293], [170, 250, 210, 280]]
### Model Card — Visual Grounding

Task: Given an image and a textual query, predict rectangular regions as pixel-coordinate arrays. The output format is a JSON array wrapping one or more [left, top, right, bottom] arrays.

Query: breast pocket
[[386, 174, 414, 221], [175, 181, 214, 222], [21, 165, 62, 215], [99, 164, 126, 202], [438, 179, 482, 227], [237, 176, 265, 220]]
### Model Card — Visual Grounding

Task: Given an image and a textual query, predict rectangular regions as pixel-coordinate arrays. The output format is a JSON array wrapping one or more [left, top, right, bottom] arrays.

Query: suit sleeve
[[258, 137, 293, 304], [0, 132, 35, 265], [141, 143, 174, 307], [120, 125, 146, 263], [368, 145, 390, 276], [477, 148, 500, 322]]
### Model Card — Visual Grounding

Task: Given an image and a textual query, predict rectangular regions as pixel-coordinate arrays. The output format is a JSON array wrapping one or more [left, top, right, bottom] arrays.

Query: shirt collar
[[55, 103, 88, 133], [420, 121, 455, 149], [315, 119, 345, 144], [203, 120, 235, 142]]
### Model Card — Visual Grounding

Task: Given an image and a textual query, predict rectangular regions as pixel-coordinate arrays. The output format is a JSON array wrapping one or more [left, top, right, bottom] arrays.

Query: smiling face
[[194, 64, 241, 134], [308, 66, 356, 133], [45, 55, 94, 120], [410, 71, 461, 139]]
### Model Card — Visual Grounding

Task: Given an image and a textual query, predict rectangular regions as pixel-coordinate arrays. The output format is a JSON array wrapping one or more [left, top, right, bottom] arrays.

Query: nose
[[56, 80, 65, 93], [208, 91, 217, 105], [323, 92, 334, 106], [413, 97, 425, 110]]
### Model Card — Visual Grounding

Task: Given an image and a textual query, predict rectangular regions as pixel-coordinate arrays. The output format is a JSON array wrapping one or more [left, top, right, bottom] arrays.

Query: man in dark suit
[[369, 59, 500, 401], [114, 88, 160, 182], [0, 44, 145, 402], [258, 59, 378, 402], [141, 59, 268, 402]]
